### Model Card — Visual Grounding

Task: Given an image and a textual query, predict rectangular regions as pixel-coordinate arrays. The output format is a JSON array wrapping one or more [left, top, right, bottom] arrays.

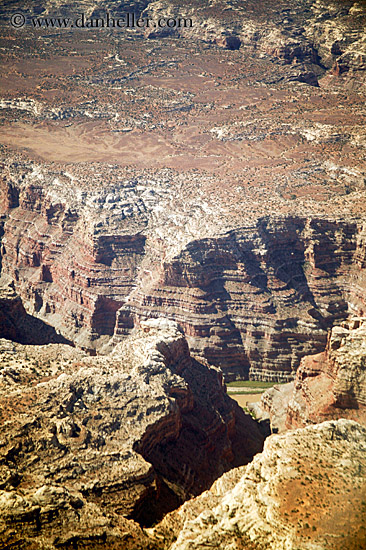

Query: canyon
[[0, 318, 263, 548], [254, 315, 366, 432], [0, 0, 365, 548], [151, 418, 366, 550], [1, 169, 366, 381], [0, 0, 365, 381]]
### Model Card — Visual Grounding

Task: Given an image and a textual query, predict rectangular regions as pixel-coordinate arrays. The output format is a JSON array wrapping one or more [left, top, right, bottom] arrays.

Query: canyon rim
[[0, 1, 365, 549]]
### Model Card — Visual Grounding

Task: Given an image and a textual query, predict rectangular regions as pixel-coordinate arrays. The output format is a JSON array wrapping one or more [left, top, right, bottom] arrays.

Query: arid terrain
[[0, 0, 365, 548]]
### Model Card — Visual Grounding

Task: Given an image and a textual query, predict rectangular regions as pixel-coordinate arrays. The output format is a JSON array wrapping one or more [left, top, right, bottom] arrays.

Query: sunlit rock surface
[[152, 420, 366, 550], [0, 1, 365, 548], [0, 318, 263, 547], [253, 317, 366, 431], [0, 0, 366, 380]]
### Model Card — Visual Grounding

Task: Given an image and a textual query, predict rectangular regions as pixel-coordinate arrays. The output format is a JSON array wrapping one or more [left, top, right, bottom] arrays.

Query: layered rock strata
[[151, 419, 366, 550], [1, 167, 365, 380], [287, 316, 366, 427], [254, 317, 366, 431], [0, 275, 71, 345], [0, 318, 263, 548], [0, 0, 365, 381]]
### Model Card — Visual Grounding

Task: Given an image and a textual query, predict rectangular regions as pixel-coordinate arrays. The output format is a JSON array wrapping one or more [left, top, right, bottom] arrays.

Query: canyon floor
[[0, 0, 365, 548]]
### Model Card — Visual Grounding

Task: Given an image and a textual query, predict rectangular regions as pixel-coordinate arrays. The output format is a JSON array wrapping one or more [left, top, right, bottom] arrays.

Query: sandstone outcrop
[[305, 0, 366, 84], [152, 419, 366, 550], [0, 318, 263, 548], [0, 274, 71, 345], [0, 1, 365, 548], [286, 317, 366, 427], [253, 317, 366, 431], [143, 0, 366, 86]]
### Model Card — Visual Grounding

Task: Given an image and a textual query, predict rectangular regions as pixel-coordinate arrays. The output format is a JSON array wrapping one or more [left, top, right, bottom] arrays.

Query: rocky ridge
[[151, 419, 366, 550], [253, 316, 366, 431], [0, 1, 365, 547], [0, 318, 263, 548], [1, 162, 366, 380], [0, 0, 365, 381], [287, 316, 366, 427]]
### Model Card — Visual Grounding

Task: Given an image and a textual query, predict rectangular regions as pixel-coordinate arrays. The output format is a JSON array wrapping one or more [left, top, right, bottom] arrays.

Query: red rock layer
[[286, 317, 366, 428], [114, 217, 366, 381], [1, 175, 366, 380]]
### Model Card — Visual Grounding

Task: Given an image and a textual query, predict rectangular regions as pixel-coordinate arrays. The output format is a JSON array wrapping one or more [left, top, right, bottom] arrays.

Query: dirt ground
[[230, 393, 262, 408]]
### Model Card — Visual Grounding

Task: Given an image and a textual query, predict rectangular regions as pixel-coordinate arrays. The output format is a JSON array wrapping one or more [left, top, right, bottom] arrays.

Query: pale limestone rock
[[153, 420, 366, 550]]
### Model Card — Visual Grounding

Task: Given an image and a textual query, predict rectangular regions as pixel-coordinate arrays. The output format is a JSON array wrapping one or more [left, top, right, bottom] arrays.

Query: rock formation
[[0, 1, 365, 548], [144, 0, 366, 87], [0, 318, 263, 548], [1, 165, 366, 381], [0, 275, 72, 345], [253, 317, 366, 431], [151, 419, 366, 550], [287, 317, 366, 426], [0, 1, 365, 381]]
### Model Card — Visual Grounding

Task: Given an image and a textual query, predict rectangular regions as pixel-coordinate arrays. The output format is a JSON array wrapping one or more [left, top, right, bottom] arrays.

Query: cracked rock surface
[[0, 318, 263, 548]]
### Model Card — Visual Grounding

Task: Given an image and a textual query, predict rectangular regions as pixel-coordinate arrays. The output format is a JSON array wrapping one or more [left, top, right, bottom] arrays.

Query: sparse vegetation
[[227, 389, 266, 395], [226, 381, 282, 389]]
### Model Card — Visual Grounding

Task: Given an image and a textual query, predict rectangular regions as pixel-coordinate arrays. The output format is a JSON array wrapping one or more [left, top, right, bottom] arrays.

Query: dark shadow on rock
[[0, 292, 73, 346], [132, 356, 265, 527]]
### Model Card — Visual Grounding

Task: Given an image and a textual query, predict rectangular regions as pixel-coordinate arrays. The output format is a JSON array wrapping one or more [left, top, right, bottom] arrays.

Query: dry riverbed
[[226, 381, 283, 410]]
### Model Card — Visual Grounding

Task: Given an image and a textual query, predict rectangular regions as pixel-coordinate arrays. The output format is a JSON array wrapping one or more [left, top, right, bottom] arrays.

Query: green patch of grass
[[227, 390, 265, 395], [226, 380, 281, 389], [239, 406, 257, 419]]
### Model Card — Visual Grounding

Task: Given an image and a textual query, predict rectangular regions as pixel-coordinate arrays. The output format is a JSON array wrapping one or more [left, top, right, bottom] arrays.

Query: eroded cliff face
[[254, 317, 366, 431], [0, 1, 365, 547], [0, 318, 263, 548], [1, 167, 365, 380], [0, 0, 365, 380], [151, 419, 366, 550], [286, 316, 366, 427]]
